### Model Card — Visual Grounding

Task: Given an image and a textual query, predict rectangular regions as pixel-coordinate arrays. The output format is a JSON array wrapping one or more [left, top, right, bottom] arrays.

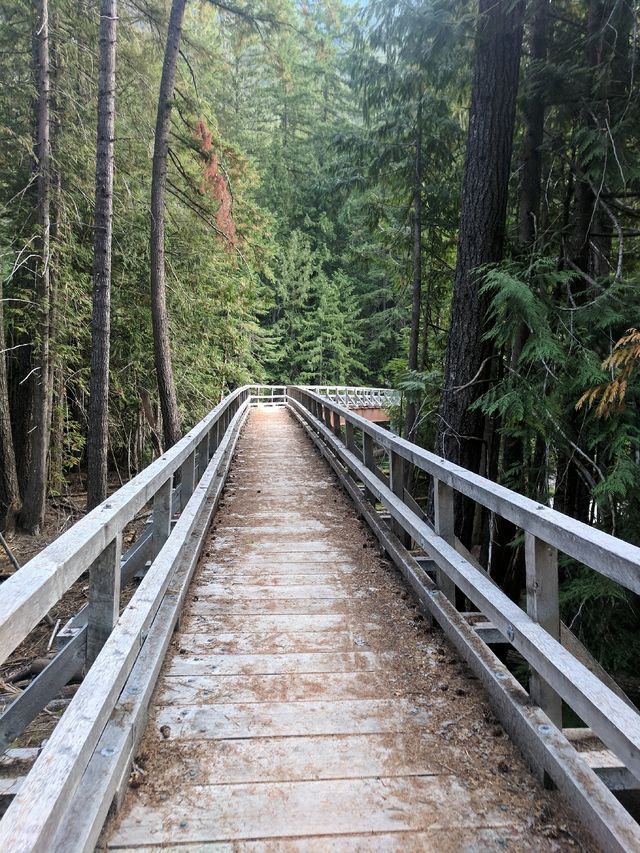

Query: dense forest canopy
[[1, 0, 640, 679]]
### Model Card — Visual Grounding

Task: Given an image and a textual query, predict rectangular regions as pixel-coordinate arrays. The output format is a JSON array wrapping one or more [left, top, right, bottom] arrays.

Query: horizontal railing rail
[[290, 387, 640, 594], [301, 385, 399, 409], [250, 384, 287, 404]]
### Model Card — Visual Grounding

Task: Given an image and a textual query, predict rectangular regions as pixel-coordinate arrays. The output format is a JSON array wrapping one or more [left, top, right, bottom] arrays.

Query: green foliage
[[560, 566, 640, 675]]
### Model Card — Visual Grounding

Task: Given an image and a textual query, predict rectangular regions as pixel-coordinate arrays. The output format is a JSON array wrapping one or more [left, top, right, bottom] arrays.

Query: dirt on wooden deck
[[103, 408, 595, 852]]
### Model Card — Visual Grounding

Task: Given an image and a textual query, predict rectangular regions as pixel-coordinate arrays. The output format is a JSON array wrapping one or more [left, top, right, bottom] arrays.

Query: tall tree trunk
[[558, 0, 619, 525], [20, 0, 52, 534], [518, 0, 548, 249], [491, 0, 549, 592], [87, 0, 117, 510], [436, 0, 525, 546], [404, 98, 422, 442], [150, 0, 185, 450], [0, 278, 21, 534]]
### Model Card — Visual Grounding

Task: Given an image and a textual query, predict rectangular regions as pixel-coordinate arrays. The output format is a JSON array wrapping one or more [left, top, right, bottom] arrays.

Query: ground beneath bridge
[[104, 408, 591, 852]]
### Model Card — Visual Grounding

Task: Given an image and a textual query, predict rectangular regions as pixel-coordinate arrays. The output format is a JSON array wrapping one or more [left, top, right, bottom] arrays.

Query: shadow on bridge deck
[[104, 408, 589, 851]]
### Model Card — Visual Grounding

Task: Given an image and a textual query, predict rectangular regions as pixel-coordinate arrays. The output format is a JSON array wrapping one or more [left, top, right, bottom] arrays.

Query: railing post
[[323, 405, 332, 431], [179, 450, 196, 512], [196, 435, 208, 479], [433, 478, 457, 604], [152, 476, 172, 559], [86, 534, 122, 666], [363, 431, 376, 505], [332, 409, 341, 438], [345, 420, 355, 453], [208, 423, 218, 460], [525, 532, 562, 728], [390, 450, 411, 547]]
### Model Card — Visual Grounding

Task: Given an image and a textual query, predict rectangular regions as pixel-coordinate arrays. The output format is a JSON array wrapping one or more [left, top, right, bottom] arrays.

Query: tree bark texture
[[558, 0, 621, 525], [150, 0, 185, 450], [20, 0, 52, 534], [86, 0, 117, 510], [491, 0, 549, 591], [518, 0, 548, 249], [0, 277, 21, 533], [405, 100, 422, 442], [436, 0, 525, 545]]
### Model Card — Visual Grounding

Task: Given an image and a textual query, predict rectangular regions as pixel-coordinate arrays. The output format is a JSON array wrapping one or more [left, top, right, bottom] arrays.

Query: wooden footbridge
[[1, 386, 640, 851]]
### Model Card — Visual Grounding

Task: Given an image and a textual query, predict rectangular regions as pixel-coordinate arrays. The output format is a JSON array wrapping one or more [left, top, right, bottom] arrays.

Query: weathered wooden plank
[[433, 478, 456, 604], [179, 450, 196, 512], [189, 598, 350, 616], [200, 558, 355, 570], [390, 451, 410, 547], [221, 541, 341, 554], [195, 583, 352, 600], [525, 532, 562, 729], [0, 776, 24, 797], [177, 629, 383, 655], [582, 750, 640, 791], [87, 535, 122, 666], [157, 671, 397, 705], [0, 627, 86, 753], [137, 733, 441, 785], [94, 827, 543, 853], [199, 562, 356, 589], [107, 776, 505, 847], [167, 651, 399, 677], [153, 698, 430, 740], [179, 614, 371, 634], [213, 522, 328, 534]]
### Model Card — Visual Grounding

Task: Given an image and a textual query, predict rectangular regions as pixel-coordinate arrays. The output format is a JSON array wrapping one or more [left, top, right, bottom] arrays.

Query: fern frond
[[576, 329, 640, 418]]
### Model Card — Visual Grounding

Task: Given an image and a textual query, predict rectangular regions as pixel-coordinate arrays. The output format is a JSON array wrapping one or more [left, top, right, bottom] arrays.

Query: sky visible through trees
[[1, 0, 640, 685]]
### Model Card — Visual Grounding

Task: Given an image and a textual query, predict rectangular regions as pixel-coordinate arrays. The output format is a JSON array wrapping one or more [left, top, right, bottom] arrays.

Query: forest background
[[1, 0, 640, 688]]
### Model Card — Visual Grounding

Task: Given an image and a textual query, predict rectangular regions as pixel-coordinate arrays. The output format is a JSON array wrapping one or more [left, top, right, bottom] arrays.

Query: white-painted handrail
[[301, 385, 399, 408], [0, 386, 252, 668], [290, 386, 640, 595]]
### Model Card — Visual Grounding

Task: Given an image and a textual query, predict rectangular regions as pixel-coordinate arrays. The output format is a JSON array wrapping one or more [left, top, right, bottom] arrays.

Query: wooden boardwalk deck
[[105, 409, 588, 851]]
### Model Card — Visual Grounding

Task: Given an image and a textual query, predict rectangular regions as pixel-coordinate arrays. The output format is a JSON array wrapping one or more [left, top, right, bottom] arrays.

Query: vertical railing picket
[[196, 435, 208, 479], [332, 409, 341, 438], [390, 451, 411, 547], [433, 478, 457, 604], [363, 431, 376, 505], [345, 420, 355, 453], [525, 532, 562, 728], [208, 421, 218, 460], [86, 533, 122, 665], [179, 450, 196, 512], [151, 477, 173, 559]]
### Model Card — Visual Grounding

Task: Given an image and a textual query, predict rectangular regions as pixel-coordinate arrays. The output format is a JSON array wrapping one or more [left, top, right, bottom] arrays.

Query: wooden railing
[[301, 385, 399, 408], [287, 385, 640, 851], [5, 382, 640, 850], [0, 386, 252, 852]]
